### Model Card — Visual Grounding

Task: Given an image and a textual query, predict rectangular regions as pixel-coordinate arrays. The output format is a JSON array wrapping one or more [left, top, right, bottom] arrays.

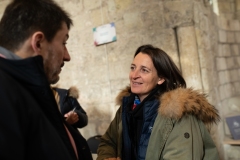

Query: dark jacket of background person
[[97, 86, 220, 160], [0, 56, 93, 160], [54, 87, 88, 129]]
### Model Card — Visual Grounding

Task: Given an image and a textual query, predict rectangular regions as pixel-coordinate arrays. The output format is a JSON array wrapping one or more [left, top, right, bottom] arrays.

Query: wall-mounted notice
[[93, 22, 117, 46]]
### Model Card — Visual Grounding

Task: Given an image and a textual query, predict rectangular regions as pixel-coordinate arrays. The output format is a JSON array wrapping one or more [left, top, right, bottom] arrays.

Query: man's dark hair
[[0, 0, 73, 51], [134, 44, 186, 92]]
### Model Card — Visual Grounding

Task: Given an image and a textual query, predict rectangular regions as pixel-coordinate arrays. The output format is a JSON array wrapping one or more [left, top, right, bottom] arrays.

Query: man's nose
[[64, 48, 71, 61]]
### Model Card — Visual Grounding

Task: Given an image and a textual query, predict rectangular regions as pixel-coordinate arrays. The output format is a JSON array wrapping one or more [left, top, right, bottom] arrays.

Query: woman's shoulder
[[158, 87, 220, 125]]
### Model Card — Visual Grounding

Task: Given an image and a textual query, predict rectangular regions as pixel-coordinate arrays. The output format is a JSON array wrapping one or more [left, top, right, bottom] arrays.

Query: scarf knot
[[132, 96, 140, 110]]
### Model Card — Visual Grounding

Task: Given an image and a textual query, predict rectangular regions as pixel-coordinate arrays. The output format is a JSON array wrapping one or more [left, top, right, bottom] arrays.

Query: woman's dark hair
[[134, 44, 186, 92], [0, 0, 73, 51]]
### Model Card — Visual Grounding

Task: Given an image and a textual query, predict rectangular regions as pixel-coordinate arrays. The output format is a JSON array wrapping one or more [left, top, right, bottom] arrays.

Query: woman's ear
[[31, 31, 45, 54], [157, 78, 165, 85]]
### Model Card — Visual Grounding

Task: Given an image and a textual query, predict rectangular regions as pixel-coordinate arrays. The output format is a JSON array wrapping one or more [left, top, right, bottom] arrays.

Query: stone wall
[[216, 0, 240, 159], [1, 0, 240, 159]]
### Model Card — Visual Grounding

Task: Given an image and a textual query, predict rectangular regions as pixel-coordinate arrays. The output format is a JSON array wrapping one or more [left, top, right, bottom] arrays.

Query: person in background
[[0, 0, 92, 159], [52, 86, 88, 130], [97, 44, 220, 160]]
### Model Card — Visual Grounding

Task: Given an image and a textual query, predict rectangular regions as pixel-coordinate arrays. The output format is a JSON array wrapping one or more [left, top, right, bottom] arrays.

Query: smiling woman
[[97, 44, 220, 160], [129, 52, 165, 102]]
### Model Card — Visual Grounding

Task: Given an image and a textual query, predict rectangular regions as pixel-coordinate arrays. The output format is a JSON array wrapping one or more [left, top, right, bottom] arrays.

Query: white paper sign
[[93, 22, 117, 46]]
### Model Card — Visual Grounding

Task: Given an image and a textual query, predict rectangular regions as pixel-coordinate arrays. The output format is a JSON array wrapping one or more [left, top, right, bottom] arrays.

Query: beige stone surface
[[231, 44, 239, 56], [226, 57, 235, 69], [219, 44, 231, 57], [115, 0, 133, 11], [227, 31, 235, 43], [234, 81, 240, 95], [218, 70, 230, 84], [217, 57, 228, 71], [238, 56, 240, 66], [237, 0, 240, 11], [177, 26, 202, 89], [230, 69, 240, 82], [218, 17, 231, 30], [235, 32, 240, 43], [163, 1, 194, 28], [218, 1, 233, 13], [83, 0, 101, 10], [219, 30, 227, 43], [195, 32, 213, 66], [230, 20, 240, 31], [200, 68, 210, 91]]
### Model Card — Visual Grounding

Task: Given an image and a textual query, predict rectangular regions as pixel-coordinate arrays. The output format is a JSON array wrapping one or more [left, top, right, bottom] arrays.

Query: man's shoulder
[[0, 68, 18, 88]]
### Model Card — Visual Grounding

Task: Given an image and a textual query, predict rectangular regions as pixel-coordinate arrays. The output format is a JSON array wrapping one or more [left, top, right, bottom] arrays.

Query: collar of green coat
[[115, 86, 220, 124]]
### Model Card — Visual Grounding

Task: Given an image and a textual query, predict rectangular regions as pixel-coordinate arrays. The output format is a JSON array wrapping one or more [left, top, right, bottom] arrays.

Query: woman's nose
[[131, 69, 140, 79]]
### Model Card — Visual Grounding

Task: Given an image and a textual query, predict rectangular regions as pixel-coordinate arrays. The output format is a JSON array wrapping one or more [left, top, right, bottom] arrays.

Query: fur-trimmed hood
[[116, 86, 220, 124], [68, 86, 79, 99]]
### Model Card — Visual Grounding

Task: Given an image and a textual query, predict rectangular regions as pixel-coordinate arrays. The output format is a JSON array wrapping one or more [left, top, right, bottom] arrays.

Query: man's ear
[[31, 32, 45, 54], [157, 78, 165, 85]]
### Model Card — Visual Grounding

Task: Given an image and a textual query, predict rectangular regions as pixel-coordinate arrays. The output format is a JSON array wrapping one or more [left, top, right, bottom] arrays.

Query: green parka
[[97, 87, 220, 160]]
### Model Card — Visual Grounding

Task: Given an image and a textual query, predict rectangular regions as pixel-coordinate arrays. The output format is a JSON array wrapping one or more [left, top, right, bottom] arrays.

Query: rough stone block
[[90, 7, 109, 27], [83, 0, 101, 10], [195, 27, 211, 51], [226, 57, 235, 69], [219, 44, 231, 57], [123, 11, 141, 29], [230, 20, 240, 31], [216, 57, 227, 71], [218, 17, 230, 30], [237, 56, 240, 66], [218, 71, 230, 84], [225, 83, 234, 99], [219, 85, 227, 100], [201, 68, 210, 91], [236, 32, 240, 43], [108, 59, 131, 80], [218, 2, 232, 13], [115, 0, 133, 11], [230, 69, 240, 82], [163, 1, 194, 27], [227, 31, 235, 43], [219, 30, 227, 43], [234, 81, 240, 95], [61, 1, 83, 17], [237, 0, 240, 11], [177, 26, 202, 89], [231, 44, 239, 56], [139, 2, 164, 29]]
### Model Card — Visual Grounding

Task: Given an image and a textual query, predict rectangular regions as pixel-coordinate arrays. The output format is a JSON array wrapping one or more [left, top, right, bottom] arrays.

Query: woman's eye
[[130, 66, 135, 70], [141, 68, 149, 73]]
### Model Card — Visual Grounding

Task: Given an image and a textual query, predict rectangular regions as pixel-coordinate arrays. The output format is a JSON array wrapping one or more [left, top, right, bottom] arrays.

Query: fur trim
[[68, 86, 79, 99], [115, 86, 220, 124], [115, 86, 131, 106], [159, 88, 220, 124]]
